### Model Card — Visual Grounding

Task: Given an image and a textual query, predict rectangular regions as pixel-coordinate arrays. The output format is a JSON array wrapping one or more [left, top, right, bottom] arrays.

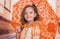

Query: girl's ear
[[34, 13, 37, 17]]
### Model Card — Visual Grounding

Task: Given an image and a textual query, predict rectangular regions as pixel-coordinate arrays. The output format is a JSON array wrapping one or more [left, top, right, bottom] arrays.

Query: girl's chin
[[26, 19, 33, 22], [27, 20, 32, 22]]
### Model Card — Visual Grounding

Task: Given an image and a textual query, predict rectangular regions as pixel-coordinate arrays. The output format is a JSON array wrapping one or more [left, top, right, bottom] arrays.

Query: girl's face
[[24, 7, 36, 22]]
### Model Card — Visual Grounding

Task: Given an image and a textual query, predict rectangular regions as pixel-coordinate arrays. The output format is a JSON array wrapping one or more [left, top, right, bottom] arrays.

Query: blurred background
[[0, 0, 60, 39], [0, 0, 15, 39]]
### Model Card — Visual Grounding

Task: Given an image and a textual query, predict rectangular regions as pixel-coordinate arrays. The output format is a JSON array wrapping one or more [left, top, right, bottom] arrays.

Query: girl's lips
[[27, 16, 32, 18]]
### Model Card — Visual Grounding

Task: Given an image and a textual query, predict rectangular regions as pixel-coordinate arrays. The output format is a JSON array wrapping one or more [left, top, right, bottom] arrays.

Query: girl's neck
[[27, 20, 34, 26]]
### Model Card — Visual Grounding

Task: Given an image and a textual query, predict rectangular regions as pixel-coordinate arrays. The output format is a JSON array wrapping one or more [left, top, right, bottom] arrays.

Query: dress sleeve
[[32, 21, 41, 39]]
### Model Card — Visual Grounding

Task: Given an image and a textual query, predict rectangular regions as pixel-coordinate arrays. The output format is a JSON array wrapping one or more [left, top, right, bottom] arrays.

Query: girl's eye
[[24, 12, 27, 14], [30, 12, 32, 14]]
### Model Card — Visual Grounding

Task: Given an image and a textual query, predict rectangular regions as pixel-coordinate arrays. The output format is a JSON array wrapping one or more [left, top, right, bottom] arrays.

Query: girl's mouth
[[27, 16, 32, 18]]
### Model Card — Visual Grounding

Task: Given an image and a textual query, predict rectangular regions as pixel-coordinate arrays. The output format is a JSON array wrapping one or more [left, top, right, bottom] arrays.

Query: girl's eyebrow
[[24, 12, 27, 14]]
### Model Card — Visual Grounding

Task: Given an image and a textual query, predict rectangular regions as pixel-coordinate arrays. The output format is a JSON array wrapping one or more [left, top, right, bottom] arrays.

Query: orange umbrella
[[12, 0, 58, 39]]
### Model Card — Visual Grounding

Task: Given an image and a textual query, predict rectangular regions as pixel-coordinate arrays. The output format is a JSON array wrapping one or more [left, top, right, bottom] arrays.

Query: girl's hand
[[16, 26, 21, 39], [16, 26, 21, 33]]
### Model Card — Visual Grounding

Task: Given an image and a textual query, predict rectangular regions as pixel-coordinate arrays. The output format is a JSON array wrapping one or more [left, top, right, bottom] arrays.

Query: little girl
[[16, 4, 41, 39]]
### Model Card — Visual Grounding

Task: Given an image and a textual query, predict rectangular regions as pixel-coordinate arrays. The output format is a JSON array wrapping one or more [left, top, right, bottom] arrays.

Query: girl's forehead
[[25, 7, 34, 12]]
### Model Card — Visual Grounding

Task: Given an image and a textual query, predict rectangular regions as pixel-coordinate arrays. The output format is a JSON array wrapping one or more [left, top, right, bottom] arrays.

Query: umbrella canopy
[[12, 0, 58, 39]]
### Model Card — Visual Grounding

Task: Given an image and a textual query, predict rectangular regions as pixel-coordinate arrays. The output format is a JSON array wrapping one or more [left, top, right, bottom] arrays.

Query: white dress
[[20, 27, 40, 39], [20, 27, 32, 39]]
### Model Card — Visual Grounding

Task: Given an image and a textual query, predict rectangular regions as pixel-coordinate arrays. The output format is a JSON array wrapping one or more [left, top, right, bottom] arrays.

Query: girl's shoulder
[[34, 21, 41, 24], [33, 21, 42, 26]]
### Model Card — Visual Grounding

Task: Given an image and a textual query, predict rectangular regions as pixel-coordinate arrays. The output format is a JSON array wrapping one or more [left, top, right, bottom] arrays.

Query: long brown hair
[[21, 4, 39, 25]]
